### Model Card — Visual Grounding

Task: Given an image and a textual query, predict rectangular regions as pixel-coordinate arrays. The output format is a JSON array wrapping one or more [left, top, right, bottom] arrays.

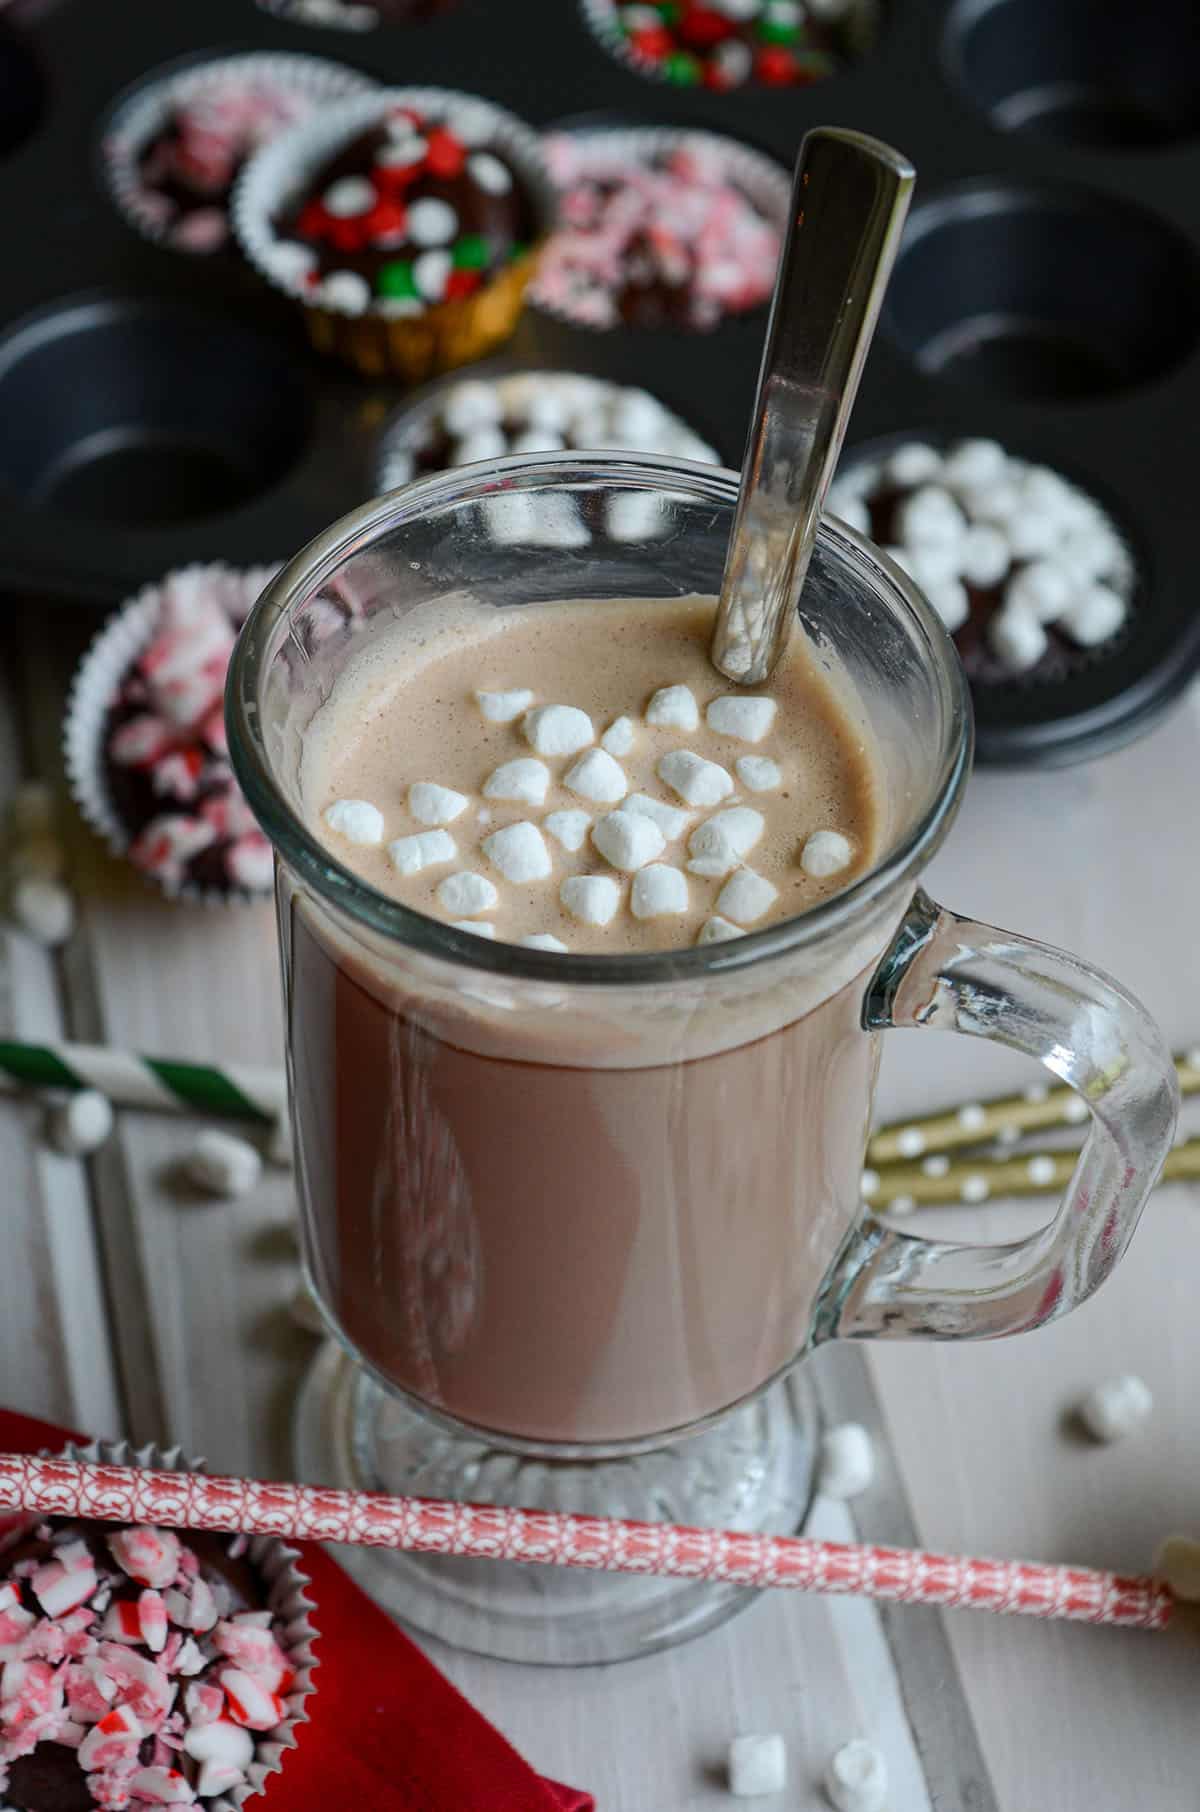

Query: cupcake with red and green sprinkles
[[234, 89, 555, 379], [583, 0, 876, 90]]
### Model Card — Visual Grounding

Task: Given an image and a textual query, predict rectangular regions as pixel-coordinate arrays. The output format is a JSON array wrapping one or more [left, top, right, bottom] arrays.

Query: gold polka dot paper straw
[[863, 1136, 1200, 1212]]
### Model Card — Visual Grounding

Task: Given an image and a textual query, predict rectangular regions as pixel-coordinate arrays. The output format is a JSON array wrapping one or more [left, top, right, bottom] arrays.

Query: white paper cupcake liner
[[528, 125, 791, 333], [101, 51, 377, 254], [39, 1439, 318, 1812], [578, 0, 879, 86], [64, 563, 280, 907], [255, 0, 388, 27], [232, 86, 557, 320]]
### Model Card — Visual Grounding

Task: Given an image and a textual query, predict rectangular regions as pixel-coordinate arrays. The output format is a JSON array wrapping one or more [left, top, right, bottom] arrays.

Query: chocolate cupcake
[[234, 89, 555, 379], [582, 0, 877, 91], [65, 565, 280, 903], [827, 439, 1137, 683], [102, 53, 375, 256], [256, 0, 458, 28], [530, 129, 787, 331], [0, 1441, 315, 1812]]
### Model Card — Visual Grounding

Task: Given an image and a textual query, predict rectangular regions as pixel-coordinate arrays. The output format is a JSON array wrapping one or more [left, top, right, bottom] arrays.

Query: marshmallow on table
[[523, 704, 595, 757], [46, 1089, 114, 1158], [631, 864, 688, 919], [483, 758, 551, 806], [436, 871, 498, 916], [819, 1422, 875, 1498], [601, 715, 636, 756], [728, 1732, 787, 1797], [716, 867, 778, 925], [388, 829, 457, 876], [687, 807, 764, 877], [408, 782, 469, 826], [561, 874, 621, 926], [184, 1130, 262, 1199], [698, 915, 744, 944], [11, 877, 75, 946], [735, 756, 781, 793], [544, 809, 591, 852], [1154, 1535, 1200, 1602], [1076, 1374, 1153, 1443], [323, 799, 385, 845], [824, 1739, 888, 1812], [482, 822, 552, 883], [623, 792, 691, 841], [564, 748, 628, 804], [800, 830, 853, 878], [591, 809, 666, 872], [705, 695, 777, 743], [645, 684, 699, 732], [521, 932, 569, 952], [657, 750, 734, 808], [476, 687, 534, 723], [988, 608, 1047, 673]]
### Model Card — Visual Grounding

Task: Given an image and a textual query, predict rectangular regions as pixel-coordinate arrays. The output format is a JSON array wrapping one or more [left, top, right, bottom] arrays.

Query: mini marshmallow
[[591, 809, 665, 872], [687, 807, 764, 877], [184, 1130, 262, 1199], [47, 1090, 114, 1158], [961, 480, 1021, 526], [561, 874, 621, 926], [601, 715, 636, 756], [959, 523, 1011, 588], [819, 1422, 875, 1498], [631, 864, 688, 919], [698, 915, 744, 944], [388, 829, 456, 876], [895, 485, 966, 548], [885, 441, 942, 487], [735, 756, 781, 793], [1006, 510, 1061, 561], [705, 695, 777, 743], [658, 749, 734, 808], [1076, 1374, 1153, 1443], [523, 704, 595, 757], [451, 919, 496, 937], [483, 758, 551, 806], [544, 809, 591, 852], [1154, 1535, 1200, 1603], [564, 748, 628, 805], [624, 793, 692, 840], [824, 1738, 888, 1812], [482, 821, 552, 883], [452, 425, 507, 466], [476, 687, 534, 723], [728, 1732, 787, 1797], [716, 867, 778, 925], [800, 830, 853, 878], [1059, 522, 1128, 582], [830, 494, 870, 535], [443, 381, 502, 436], [436, 871, 499, 916], [645, 684, 700, 732], [288, 1279, 326, 1335], [904, 542, 963, 590], [323, 799, 384, 845], [942, 438, 1008, 490], [925, 579, 970, 634], [11, 876, 75, 946], [1062, 582, 1127, 647], [408, 782, 469, 826], [988, 608, 1048, 673], [1006, 559, 1075, 624], [520, 932, 569, 952]]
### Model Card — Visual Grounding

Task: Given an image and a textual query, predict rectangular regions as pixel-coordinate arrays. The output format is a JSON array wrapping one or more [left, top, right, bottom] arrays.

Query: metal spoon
[[710, 127, 915, 686]]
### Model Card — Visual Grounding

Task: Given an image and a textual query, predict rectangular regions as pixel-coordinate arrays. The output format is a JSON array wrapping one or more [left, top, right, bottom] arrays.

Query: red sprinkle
[[423, 125, 466, 178], [755, 45, 801, 84], [445, 268, 483, 301]]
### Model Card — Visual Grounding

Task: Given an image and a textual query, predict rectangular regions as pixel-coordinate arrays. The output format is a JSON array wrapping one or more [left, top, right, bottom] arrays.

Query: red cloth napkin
[[0, 1410, 592, 1812]]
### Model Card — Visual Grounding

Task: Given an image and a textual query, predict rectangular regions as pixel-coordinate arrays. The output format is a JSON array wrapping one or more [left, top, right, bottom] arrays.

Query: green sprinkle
[[376, 260, 419, 300], [656, 0, 680, 19], [453, 234, 490, 270], [758, 17, 800, 41], [663, 49, 701, 83]]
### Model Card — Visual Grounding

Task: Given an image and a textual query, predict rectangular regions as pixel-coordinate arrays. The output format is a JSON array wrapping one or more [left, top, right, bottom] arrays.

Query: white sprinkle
[[1006, 559, 1075, 624], [323, 175, 374, 217], [957, 1103, 987, 1131], [889, 1194, 916, 1216], [705, 695, 777, 743], [451, 918, 496, 937], [1028, 1156, 1056, 1185], [184, 1129, 262, 1199], [388, 829, 456, 876], [524, 704, 595, 757], [886, 441, 942, 486], [959, 523, 1011, 588], [476, 686, 534, 723], [824, 1737, 888, 1812], [658, 749, 734, 808], [481, 822, 552, 883], [1154, 1535, 1200, 1603], [436, 871, 498, 916], [698, 915, 744, 945], [601, 715, 636, 756], [800, 829, 853, 878], [452, 426, 508, 466], [715, 867, 778, 925], [728, 1732, 786, 1798], [961, 1174, 990, 1203], [645, 684, 699, 732], [896, 485, 967, 548], [624, 793, 691, 840], [320, 270, 371, 315], [921, 1154, 950, 1177], [591, 809, 665, 872], [1061, 582, 1127, 647], [445, 383, 503, 436], [408, 782, 469, 826], [1077, 1374, 1153, 1443], [483, 757, 551, 806], [819, 1423, 875, 1500], [47, 1090, 114, 1158], [942, 438, 1008, 490], [11, 877, 75, 946], [896, 1127, 925, 1158], [631, 864, 688, 919], [467, 151, 512, 195], [407, 197, 458, 246], [1063, 1095, 1088, 1124], [560, 874, 621, 926], [520, 932, 568, 952], [860, 1168, 880, 1197], [735, 756, 781, 792], [686, 807, 765, 877], [564, 748, 628, 805], [414, 249, 452, 302], [323, 799, 384, 845], [544, 809, 591, 852]]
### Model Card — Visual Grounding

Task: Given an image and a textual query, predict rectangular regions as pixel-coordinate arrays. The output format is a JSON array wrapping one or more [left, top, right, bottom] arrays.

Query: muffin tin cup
[[232, 87, 557, 380], [101, 50, 377, 255], [64, 564, 280, 905], [43, 1438, 318, 1812]]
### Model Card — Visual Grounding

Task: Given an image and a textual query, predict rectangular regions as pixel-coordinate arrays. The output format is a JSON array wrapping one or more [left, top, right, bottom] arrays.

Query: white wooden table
[[3, 604, 1197, 1811]]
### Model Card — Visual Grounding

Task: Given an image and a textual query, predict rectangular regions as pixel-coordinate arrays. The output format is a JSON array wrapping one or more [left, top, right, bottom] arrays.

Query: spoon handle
[[710, 128, 915, 686]]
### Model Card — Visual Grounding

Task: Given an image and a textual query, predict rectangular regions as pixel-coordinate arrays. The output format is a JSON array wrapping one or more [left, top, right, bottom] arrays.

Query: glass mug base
[[294, 1339, 820, 1665]]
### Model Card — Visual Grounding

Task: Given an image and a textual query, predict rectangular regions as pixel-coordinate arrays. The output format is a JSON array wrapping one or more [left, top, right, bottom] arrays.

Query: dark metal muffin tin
[[2, 0, 1198, 764]]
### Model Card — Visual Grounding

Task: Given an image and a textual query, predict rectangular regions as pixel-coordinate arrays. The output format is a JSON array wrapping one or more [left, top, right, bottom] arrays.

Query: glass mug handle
[[820, 888, 1179, 1341]]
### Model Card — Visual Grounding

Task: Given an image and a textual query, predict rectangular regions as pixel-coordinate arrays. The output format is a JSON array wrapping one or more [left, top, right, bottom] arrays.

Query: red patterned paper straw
[[0, 1453, 1172, 1632]]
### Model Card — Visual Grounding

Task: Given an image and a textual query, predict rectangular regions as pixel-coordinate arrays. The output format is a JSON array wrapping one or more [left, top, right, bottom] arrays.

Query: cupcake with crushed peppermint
[[582, 0, 876, 91], [102, 53, 375, 255], [234, 89, 555, 380], [65, 565, 281, 903]]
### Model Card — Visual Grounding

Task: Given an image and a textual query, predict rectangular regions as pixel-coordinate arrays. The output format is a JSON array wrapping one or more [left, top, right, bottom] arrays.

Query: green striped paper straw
[[0, 1040, 285, 1123]]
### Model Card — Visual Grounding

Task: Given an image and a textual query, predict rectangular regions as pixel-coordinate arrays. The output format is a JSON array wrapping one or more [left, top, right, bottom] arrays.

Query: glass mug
[[228, 455, 1177, 1664]]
